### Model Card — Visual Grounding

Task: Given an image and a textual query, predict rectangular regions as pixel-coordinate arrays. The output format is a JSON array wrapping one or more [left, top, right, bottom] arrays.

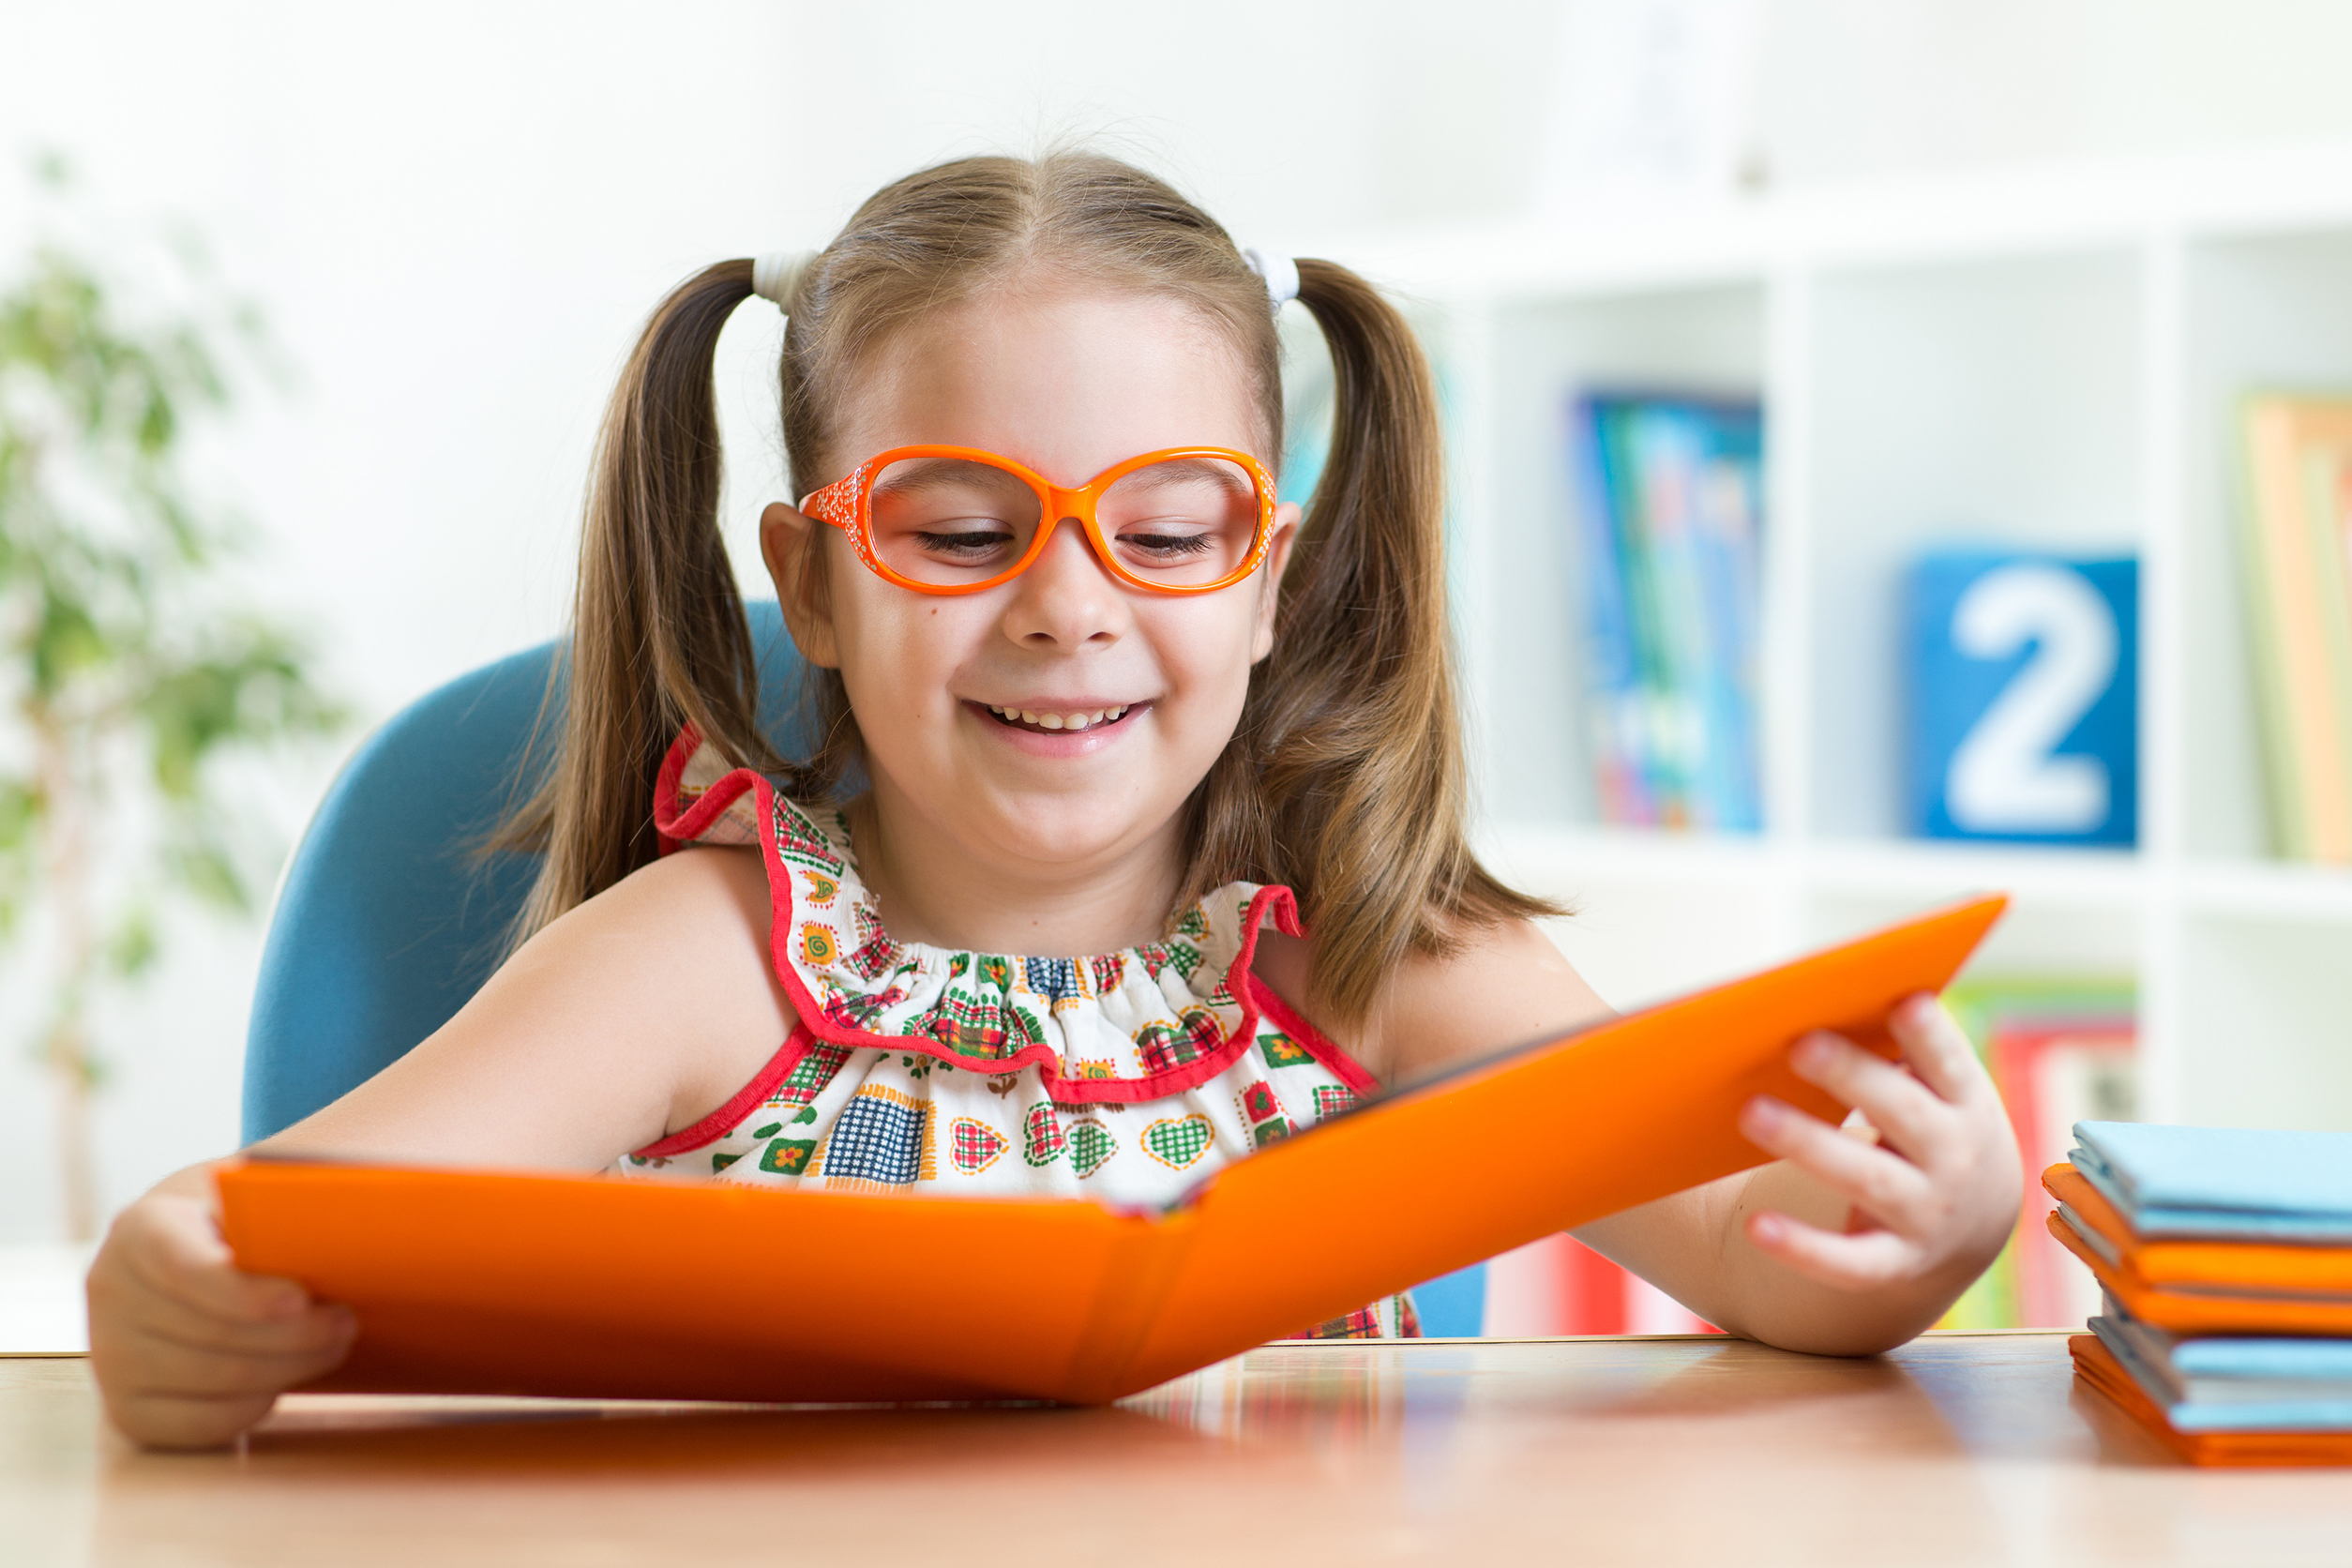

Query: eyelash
[[914, 529, 1012, 557], [1121, 532, 1214, 558]]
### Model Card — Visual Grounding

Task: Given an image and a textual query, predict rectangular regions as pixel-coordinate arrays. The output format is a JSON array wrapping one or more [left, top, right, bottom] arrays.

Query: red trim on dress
[[1244, 972, 1382, 1099], [645, 728, 1376, 1107], [630, 1025, 818, 1158], [654, 722, 759, 854]]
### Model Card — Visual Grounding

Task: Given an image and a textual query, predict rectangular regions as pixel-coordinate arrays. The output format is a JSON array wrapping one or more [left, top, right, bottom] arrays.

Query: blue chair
[[241, 600, 815, 1143], [238, 601, 1490, 1334]]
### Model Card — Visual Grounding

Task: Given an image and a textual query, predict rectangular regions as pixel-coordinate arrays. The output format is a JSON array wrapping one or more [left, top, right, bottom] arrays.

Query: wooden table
[[8, 1333, 2352, 1566]]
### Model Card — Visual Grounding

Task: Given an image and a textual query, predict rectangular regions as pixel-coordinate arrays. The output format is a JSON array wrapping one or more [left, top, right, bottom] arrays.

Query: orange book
[[2070, 1335, 2352, 1467], [219, 896, 2004, 1405], [2044, 1164, 2352, 1294], [2046, 1214, 2352, 1335]]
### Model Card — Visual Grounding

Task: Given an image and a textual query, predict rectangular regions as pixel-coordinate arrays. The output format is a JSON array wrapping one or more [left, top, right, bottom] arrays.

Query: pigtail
[[1226, 259, 1560, 1023], [492, 259, 781, 942]]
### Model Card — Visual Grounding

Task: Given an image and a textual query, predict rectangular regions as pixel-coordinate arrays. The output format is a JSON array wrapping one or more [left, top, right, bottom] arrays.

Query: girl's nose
[[1001, 517, 1127, 649]]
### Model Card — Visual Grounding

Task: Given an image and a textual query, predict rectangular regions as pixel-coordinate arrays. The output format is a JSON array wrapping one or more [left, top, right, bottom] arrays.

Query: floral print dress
[[613, 728, 1419, 1339]]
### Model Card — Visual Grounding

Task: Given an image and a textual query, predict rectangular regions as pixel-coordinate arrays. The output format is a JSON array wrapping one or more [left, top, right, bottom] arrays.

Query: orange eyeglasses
[[799, 445, 1280, 596]]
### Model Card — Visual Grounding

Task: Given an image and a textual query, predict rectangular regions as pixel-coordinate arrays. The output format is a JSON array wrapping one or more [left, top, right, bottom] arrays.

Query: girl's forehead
[[832, 288, 1268, 481]]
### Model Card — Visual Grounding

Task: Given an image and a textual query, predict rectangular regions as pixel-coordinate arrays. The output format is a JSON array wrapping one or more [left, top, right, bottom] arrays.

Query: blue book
[[1571, 398, 1648, 823], [2088, 1316, 2352, 1439], [1569, 394, 1763, 831], [2073, 1121, 2352, 1242]]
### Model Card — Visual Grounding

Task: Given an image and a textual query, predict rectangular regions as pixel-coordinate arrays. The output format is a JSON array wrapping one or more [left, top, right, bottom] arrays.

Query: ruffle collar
[[653, 728, 1306, 1105]]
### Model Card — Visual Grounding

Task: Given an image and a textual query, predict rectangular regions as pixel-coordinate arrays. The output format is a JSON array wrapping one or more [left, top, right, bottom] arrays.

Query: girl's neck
[[845, 782, 1189, 958]]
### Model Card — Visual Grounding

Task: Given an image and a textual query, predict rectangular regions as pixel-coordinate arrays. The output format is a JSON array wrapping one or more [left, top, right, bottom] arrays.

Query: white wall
[[6, 0, 2352, 1244]]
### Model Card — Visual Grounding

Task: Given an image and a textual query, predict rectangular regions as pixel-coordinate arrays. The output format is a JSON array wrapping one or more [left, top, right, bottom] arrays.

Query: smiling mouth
[[983, 702, 1136, 734]]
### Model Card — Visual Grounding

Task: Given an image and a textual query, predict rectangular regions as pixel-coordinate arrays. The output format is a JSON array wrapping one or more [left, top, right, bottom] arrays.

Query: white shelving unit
[[1315, 147, 2352, 1132]]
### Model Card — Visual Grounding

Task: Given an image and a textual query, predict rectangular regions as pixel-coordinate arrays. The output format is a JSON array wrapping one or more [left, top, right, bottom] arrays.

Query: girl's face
[[762, 287, 1300, 900]]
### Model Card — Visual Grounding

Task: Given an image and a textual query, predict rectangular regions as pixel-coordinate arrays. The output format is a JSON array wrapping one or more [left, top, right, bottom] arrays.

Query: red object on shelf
[[1485, 1233, 1719, 1335]]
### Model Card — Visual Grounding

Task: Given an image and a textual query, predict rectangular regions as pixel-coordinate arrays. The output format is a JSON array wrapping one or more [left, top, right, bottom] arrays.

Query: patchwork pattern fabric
[[1291, 1293, 1421, 1340], [949, 1116, 1008, 1176], [1069, 1121, 1117, 1180], [1022, 1102, 1065, 1167], [616, 728, 1412, 1334], [1142, 1114, 1214, 1170], [821, 1087, 935, 1188]]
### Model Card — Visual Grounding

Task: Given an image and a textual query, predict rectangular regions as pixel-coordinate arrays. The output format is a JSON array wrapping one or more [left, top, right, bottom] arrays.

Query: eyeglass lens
[[867, 455, 1261, 588]]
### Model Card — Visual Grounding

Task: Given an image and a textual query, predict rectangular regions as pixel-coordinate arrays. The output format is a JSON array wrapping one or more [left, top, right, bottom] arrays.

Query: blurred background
[[7, 0, 2352, 1341]]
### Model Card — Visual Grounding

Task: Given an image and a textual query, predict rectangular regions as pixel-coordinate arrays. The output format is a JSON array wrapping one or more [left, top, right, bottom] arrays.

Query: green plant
[[0, 165, 344, 1240]]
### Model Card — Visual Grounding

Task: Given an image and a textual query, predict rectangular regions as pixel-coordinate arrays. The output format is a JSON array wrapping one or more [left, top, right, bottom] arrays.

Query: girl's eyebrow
[[1109, 458, 1252, 490], [871, 459, 1031, 495]]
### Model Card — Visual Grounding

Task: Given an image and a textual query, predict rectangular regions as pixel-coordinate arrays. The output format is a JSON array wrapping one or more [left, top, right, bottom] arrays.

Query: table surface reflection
[[8, 1333, 2352, 1567]]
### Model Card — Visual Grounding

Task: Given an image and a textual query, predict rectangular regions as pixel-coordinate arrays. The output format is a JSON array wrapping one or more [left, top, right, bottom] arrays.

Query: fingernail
[[1741, 1095, 1783, 1132], [1794, 1035, 1834, 1072], [1751, 1212, 1783, 1243]]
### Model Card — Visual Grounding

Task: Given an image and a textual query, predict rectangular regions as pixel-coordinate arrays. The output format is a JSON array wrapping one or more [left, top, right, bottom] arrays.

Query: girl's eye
[[914, 525, 1016, 560], [1117, 529, 1215, 562]]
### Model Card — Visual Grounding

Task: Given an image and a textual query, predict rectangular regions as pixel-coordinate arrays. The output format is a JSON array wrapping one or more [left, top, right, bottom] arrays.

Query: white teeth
[[988, 703, 1133, 728]]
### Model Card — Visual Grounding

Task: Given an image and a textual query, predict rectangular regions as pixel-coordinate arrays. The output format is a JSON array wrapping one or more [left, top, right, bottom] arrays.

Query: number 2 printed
[[1944, 564, 2119, 835]]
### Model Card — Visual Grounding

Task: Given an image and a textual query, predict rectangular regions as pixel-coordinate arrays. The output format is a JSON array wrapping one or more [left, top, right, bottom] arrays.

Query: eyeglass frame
[[797, 444, 1282, 596]]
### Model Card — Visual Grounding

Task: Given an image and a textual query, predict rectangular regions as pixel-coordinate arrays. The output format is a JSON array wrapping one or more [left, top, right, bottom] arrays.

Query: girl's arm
[[88, 844, 795, 1447], [1258, 917, 2019, 1354]]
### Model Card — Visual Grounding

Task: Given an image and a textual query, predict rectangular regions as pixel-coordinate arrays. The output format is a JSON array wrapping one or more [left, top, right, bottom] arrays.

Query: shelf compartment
[[1803, 249, 2146, 844]]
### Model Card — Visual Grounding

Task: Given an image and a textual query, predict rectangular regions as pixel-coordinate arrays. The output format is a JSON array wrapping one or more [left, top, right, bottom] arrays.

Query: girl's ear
[[1249, 500, 1304, 663], [761, 501, 843, 669]]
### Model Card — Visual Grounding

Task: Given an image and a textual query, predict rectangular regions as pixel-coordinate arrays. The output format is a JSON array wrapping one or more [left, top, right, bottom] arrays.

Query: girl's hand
[[1735, 993, 2022, 1291], [85, 1171, 356, 1449]]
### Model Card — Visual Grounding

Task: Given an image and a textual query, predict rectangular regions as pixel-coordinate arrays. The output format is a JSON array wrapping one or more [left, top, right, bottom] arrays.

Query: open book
[[219, 895, 2005, 1404]]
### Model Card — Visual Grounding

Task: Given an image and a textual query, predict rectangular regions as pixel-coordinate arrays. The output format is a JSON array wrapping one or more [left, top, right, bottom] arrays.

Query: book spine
[[2298, 444, 2352, 860], [1574, 397, 1649, 824], [2240, 397, 2341, 859]]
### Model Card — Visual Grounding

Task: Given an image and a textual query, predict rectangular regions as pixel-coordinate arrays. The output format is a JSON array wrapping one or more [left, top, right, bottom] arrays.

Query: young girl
[[86, 152, 2022, 1448]]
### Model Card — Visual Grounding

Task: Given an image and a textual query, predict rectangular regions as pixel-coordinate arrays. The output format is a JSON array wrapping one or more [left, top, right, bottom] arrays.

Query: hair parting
[[495, 150, 1558, 1024]]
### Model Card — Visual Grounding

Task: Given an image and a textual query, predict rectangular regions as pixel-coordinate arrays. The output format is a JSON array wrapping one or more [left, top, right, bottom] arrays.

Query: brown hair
[[496, 150, 1555, 1024]]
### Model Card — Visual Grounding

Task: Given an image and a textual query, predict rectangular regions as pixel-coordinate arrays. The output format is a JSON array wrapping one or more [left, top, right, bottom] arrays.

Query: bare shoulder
[[1252, 916, 1611, 1088], [525, 845, 798, 1109], [265, 844, 795, 1169]]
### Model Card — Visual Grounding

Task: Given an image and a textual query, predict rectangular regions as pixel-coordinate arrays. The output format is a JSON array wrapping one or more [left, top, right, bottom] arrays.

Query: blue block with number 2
[[1905, 550, 2137, 847]]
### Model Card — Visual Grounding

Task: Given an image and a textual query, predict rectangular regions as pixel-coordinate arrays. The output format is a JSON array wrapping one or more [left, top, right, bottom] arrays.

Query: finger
[[111, 1200, 320, 1326], [1788, 1031, 1949, 1157], [98, 1318, 355, 1401], [115, 1291, 356, 1361], [1745, 1209, 1927, 1291], [1741, 1094, 1937, 1234], [1890, 993, 1995, 1106]]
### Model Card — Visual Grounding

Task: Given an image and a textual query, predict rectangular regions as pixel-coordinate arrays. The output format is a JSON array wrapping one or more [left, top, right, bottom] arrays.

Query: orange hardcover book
[[2044, 1163, 2352, 1293], [2046, 1213, 2352, 1335], [2070, 1335, 2352, 1467], [219, 895, 2005, 1406]]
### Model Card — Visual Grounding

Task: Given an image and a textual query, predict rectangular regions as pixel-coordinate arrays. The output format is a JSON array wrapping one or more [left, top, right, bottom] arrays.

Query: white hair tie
[[1242, 247, 1300, 306], [752, 250, 818, 310]]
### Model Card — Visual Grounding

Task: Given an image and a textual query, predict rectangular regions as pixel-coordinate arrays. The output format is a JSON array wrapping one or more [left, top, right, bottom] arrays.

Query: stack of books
[[2044, 1121, 2352, 1465], [1567, 393, 1764, 833]]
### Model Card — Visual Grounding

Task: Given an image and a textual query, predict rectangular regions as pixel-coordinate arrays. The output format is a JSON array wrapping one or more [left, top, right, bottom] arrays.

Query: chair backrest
[[241, 601, 812, 1142]]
